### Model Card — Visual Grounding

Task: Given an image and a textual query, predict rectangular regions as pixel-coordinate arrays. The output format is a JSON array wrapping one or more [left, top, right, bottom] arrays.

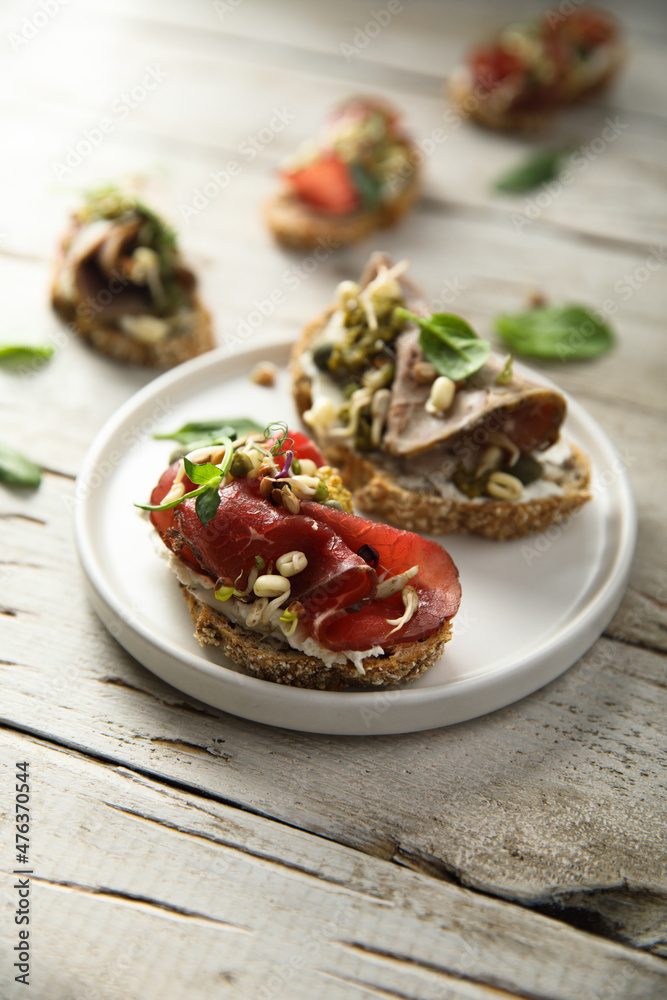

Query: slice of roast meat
[[383, 328, 566, 458]]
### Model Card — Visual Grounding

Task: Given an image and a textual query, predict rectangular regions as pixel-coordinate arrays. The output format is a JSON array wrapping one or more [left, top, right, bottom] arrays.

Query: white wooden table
[[1, 1, 666, 996]]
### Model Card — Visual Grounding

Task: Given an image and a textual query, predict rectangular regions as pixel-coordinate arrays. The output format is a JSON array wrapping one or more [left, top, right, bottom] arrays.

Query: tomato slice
[[263, 429, 327, 470], [553, 8, 617, 49], [284, 154, 360, 216], [470, 46, 525, 93], [470, 8, 617, 111]]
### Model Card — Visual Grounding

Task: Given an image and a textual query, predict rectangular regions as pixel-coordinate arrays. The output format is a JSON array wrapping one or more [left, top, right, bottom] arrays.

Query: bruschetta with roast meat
[[291, 254, 591, 540]]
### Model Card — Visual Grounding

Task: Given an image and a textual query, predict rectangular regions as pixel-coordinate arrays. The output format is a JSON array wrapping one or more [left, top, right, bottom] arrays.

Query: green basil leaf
[[195, 486, 221, 526], [182, 458, 222, 487], [349, 162, 383, 210], [155, 417, 262, 447], [397, 309, 491, 381], [493, 148, 571, 194], [0, 345, 54, 371], [0, 443, 42, 488], [495, 305, 614, 361]]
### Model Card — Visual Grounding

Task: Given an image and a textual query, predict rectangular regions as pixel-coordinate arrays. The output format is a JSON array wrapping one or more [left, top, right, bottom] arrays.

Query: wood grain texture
[[0, 0, 666, 993], [1, 731, 666, 1000], [1, 472, 666, 952]]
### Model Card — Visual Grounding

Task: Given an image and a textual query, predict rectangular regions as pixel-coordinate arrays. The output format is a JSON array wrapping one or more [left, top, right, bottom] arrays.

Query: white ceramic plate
[[75, 340, 636, 735]]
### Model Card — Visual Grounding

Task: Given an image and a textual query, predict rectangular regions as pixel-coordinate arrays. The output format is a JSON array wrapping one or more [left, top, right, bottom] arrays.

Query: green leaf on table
[[0, 345, 54, 371], [395, 308, 491, 381], [493, 148, 571, 194], [154, 417, 262, 447], [495, 305, 614, 361], [0, 443, 42, 488]]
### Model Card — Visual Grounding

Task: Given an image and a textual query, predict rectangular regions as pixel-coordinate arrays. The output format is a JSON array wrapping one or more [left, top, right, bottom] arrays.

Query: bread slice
[[51, 276, 214, 368], [265, 167, 420, 250], [290, 262, 592, 541], [181, 585, 453, 691], [324, 444, 591, 541]]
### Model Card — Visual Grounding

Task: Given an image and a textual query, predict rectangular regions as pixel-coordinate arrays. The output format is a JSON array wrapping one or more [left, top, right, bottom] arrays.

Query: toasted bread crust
[[181, 586, 453, 691], [290, 306, 592, 540], [264, 168, 420, 250], [333, 446, 591, 541]]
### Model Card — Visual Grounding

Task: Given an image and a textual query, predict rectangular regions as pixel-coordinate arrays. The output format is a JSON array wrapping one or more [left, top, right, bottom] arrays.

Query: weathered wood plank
[[1, 0, 666, 254], [1, 459, 666, 951], [1, 730, 665, 1000], [0, 0, 665, 982]]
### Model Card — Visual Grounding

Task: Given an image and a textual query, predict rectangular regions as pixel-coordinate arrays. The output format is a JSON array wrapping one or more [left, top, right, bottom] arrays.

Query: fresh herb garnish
[[396, 309, 491, 381], [82, 185, 176, 247], [496, 305, 614, 361], [493, 148, 572, 194], [135, 437, 235, 526], [183, 457, 223, 486], [0, 345, 54, 371], [0, 443, 41, 488], [154, 417, 262, 448], [195, 487, 223, 525], [263, 421, 294, 457], [349, 162, 383, 210]]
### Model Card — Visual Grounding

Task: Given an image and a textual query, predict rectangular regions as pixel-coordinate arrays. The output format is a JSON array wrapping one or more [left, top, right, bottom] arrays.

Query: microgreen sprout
[[278, 450, 294, 478], [263, 421, 294, 457], [279, 609, 299, 636]]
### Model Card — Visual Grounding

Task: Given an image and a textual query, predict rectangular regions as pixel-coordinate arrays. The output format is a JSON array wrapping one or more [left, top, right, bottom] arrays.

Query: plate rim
[[74, 338, 637, 735]]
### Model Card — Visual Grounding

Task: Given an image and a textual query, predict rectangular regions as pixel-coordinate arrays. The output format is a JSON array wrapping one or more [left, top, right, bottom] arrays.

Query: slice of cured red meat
[[149, 443, 460, 652], [304, 501, 461, 645]]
